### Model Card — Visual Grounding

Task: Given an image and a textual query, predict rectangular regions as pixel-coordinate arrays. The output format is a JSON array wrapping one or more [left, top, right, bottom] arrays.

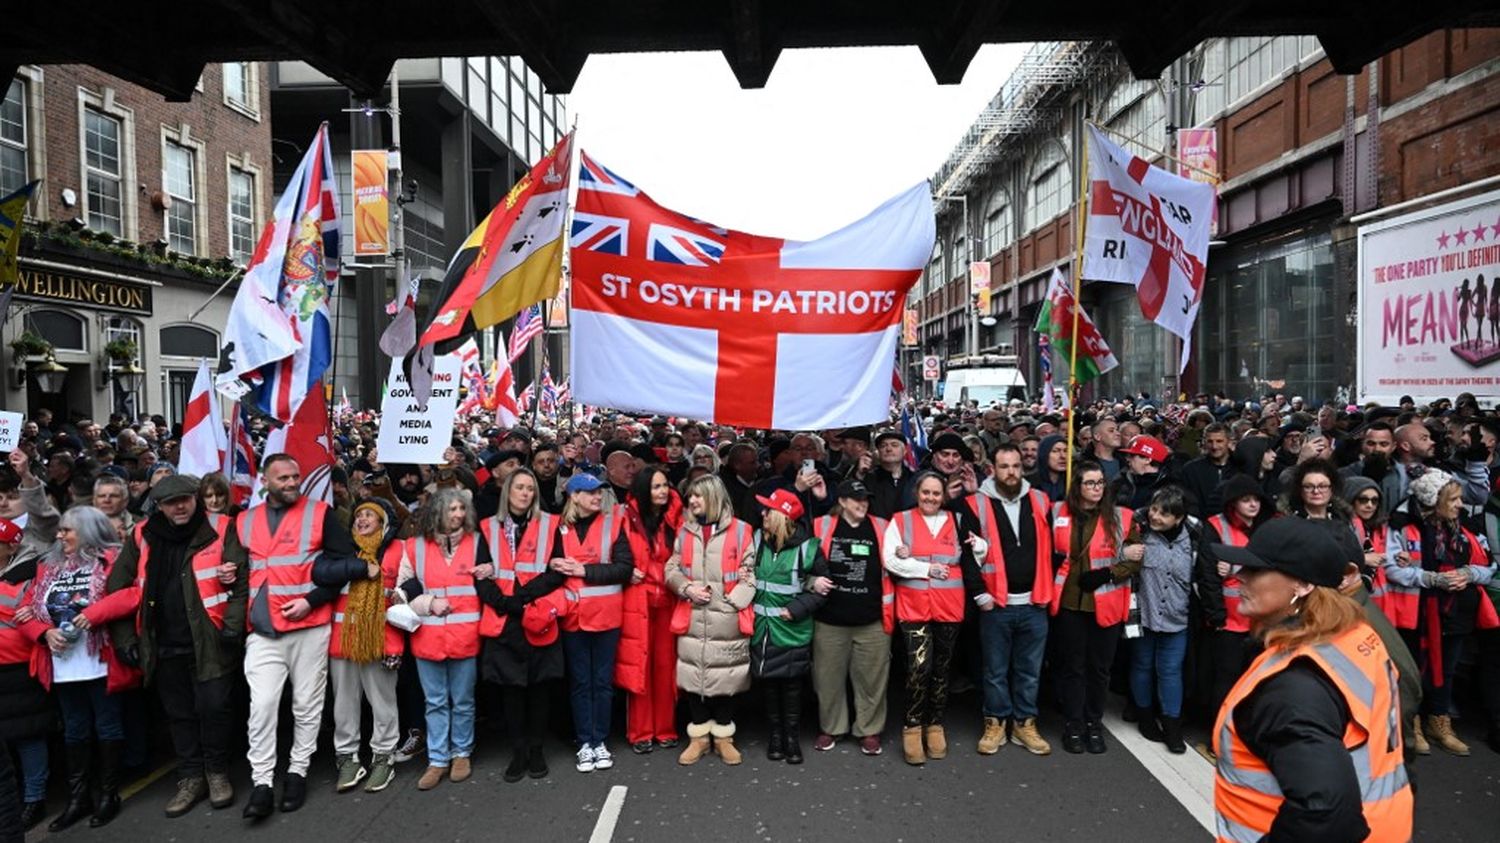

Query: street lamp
[[30, 352, 69, 394], [113, 360, 146, 396]]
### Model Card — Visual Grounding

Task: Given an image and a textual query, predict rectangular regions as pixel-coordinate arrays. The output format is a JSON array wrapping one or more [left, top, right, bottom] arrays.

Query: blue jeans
[[56, 678, 125, 744], [563, 628, 621, 746], [1130, 629, 1188, 718], [414, 657, 477, 766], [15, 736, 47, 802], [978, 604, 1049, 720]]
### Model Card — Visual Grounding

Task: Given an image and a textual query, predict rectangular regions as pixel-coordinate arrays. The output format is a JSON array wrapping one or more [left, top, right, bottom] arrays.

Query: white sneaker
[[592, 744, 614, 770], [575, 745, 596, 773]]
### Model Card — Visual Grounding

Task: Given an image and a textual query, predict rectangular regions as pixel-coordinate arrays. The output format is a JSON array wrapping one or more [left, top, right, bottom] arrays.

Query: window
[[165, 369, 196, 423], [1191, 39, 1228, 123], [84, 108, 123, 235], [1, 79, 26, 196], [164, 140, 197, 254], [105, 317, 144, 416], [1024, 147, 1071, 234], [160, 324, 219, 358], [27, 310, 86, 351], [1103, 79, 1165, 160], [982, 193, 1012, 257], [223, 62, 255, 114], [228, 166, 255, 263], [1225, 36, 1320, 105]]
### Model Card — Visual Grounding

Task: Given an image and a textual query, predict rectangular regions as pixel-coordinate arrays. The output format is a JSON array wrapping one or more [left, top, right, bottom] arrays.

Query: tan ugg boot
[[1425, 714, 1470, 756], [924, 725, 948, 759], [902, 727, 925, 765], [977, 717, 1006, 755], [678, 722, 713, 765], [710, 721, 742, 765], [1411, 717, 1430, 756]]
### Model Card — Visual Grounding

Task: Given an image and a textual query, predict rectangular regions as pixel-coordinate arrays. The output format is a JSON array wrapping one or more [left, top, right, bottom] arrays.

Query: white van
[[939, 365, 1027, 407]]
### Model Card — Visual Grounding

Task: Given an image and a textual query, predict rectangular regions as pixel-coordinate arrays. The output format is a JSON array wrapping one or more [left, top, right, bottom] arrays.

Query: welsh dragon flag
[[1034, 268, 1118, 384]]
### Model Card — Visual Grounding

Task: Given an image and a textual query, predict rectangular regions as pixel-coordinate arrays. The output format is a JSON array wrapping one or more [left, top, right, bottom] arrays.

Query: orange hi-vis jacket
[[328, 541, 405, 660], [478, 512, 558, 638], [407, 534, 482, 661], [1352, 518, 1392, 614], [561, 507, 627, 632], [669, 519, 755, 637], [0, 578, 35, 665], [811, 514, 893, 633], [1207, 514, 1252, 634], [1384, 522, 1500, 631], [892, 509, 966, 623], [1212, 623, 1413, 843], [1049, 503, 1134, 627], [965, 489, 1054, 607], [239, 498, 331, 633]]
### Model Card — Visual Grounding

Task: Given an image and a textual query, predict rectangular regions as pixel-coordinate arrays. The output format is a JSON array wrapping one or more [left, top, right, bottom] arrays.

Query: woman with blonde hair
[[1210, 518, 1412, 842], [664, 474, 756, 765]]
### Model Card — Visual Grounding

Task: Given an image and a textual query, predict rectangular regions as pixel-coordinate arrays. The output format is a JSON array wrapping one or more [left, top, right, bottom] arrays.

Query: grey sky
[[567, 45, 1027, 241]]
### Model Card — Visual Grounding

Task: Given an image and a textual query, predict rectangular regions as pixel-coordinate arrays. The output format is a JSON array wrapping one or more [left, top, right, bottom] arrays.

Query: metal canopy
[[4, 1, 1496, 101]]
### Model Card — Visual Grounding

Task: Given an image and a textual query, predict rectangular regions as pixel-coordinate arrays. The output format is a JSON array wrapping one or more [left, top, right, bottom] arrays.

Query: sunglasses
[[1354, 494, 1380, 504]]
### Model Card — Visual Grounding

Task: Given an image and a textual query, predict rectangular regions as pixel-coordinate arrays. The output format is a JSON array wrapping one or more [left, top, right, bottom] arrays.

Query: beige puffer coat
[[664, 516, 757, 698]]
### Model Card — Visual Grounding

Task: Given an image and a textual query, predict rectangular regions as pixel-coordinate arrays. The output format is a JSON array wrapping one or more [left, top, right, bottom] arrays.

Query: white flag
[[178, 360, 227, 477]]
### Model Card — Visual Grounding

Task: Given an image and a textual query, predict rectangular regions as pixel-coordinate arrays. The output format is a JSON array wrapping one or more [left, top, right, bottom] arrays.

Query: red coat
[[616, 491, 684, 695], [25, 549, 140, 693]]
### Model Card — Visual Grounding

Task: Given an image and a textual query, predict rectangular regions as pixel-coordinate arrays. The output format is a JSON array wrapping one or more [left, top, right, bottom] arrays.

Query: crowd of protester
[[0, 388, 1494, 836]]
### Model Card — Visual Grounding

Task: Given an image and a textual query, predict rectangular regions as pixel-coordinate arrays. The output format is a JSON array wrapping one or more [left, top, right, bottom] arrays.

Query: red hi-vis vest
[[239, 498, 331, 633], [0, 578, 35, 666], [1213, 623, 1413, 843], [561, 507, 626, 632], [1207, 514, 1252, 634], [478, 512, 558, 638], [1352, 518, 1391, 615], [892, 509, 967, 623], [812, 514, 893, 633], [408, 534, 482, 660], [1049, 503, 1134, 627], [1385, 523, 1500, 631], [965, 490, 1054, 607], [329, 541, 405, 660], [670, 518, 755, 637]]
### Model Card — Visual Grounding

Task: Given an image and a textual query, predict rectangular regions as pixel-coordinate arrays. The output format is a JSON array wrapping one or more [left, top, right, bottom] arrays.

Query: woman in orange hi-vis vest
[[1209, 517, 1412, 843], [1198, 474, 1271, 717]]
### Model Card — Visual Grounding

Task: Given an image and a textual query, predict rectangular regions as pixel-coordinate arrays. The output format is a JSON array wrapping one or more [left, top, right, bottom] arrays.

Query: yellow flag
[[0, 181, 38, 287]]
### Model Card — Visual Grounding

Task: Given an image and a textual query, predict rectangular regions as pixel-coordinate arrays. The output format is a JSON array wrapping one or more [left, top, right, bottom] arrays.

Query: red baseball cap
[[522, 590, 570, 646], [1120, 435, 1170, 464], [754, 488, 805, 521], [0, 519, 20, 545]]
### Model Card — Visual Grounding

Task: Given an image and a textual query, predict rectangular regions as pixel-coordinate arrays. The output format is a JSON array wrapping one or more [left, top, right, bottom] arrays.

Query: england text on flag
[[569, 152, 934, 429], [1082, 124, 1215, 372], [216, 123, 340, 420]]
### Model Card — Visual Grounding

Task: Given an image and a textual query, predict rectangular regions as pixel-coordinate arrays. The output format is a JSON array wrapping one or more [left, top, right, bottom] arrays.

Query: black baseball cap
[[836, 479, 871, 500], [1210, 518, 1348, 588]]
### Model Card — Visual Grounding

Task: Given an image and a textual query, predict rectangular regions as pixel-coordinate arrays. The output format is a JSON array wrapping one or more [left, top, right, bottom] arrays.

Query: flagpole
[[1065, 126, 1092, 492], [531, 301, 547, 430]]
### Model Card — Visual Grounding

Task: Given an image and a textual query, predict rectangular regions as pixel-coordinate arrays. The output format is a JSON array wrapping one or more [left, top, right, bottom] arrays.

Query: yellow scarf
[[342, 516, 388, 663]]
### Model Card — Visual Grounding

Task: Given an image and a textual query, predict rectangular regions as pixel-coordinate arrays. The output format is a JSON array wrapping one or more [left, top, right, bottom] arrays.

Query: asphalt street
[[23, 685, 1500, 842]]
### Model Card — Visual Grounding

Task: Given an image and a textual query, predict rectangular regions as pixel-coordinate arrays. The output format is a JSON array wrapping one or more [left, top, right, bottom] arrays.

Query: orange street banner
[[547, 272, 570, 328], [970, 260, 991, 312], [352, 150, 389, 256], [902, 307, 918, 346]]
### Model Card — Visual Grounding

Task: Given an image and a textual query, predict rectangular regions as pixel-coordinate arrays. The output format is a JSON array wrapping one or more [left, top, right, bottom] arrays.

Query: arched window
[[1024, 145, 1071, 234], [1103, 79, 1166, 160], [160, 323, 219, 358], [983, 190, 1012, 257], [25, 309, 87, 351]]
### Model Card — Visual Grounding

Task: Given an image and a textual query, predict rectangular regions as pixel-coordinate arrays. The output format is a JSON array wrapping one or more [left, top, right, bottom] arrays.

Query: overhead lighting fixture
[[30, 352, 69, 395]]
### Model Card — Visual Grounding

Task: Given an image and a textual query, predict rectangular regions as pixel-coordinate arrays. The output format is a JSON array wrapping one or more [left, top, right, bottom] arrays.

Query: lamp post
[[31, 352, 69, 395]]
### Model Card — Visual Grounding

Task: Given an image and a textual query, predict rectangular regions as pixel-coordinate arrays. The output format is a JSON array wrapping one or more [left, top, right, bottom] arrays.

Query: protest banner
[[376, 352, 462, 463], [0, 411, 21, 451], [1358, 188, 1500, 404]]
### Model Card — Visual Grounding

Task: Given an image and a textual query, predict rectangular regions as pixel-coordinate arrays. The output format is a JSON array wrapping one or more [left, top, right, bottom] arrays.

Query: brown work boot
[[1011, 718, 1053, 756], [1425, 715, 1470, 756], [416, 765, 446, 791], [164, 777, 207, 818], [710, 721, 742, 765], [1411, 717, 1430, 755], [902, 726, 925, 765], [977, 717, 1006, 755], [206, 771, 234, 809], [924, 724, 948, 759], [677, 722, 712, 766]]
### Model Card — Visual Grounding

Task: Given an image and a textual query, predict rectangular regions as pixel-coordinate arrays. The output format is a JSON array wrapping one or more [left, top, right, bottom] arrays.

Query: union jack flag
[[555, 377, 570, 407], [508, 305, 543, 363], [647, 223, 725, 266], [570, 211, 630, 256], [517, 381, 536, 413], [900, 402, 927, 472], [578, 155, 639, 197], [540, 369, 558, 414], [225, 402, 258, 507]]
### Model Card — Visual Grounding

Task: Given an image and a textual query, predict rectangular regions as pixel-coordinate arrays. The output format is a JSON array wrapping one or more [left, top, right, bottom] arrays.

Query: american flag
[[508, 305, 542, 363]]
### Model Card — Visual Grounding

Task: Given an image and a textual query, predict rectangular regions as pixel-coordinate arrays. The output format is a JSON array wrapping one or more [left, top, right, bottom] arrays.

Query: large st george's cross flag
[[569, 153, 935, 429]]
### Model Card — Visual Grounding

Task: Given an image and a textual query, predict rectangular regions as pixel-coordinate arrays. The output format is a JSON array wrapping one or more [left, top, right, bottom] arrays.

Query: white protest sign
[[376, 354, 462, 463], [0, 411, 21, 452]]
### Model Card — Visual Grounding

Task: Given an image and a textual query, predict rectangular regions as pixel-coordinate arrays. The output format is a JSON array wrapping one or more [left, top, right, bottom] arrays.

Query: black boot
[[1137, 711, 1165, 743], [765, 686, 785, 761], [782, 681, 804, 765], [526, 745, 548, 779], [503, 746, 528, 783], [20, 800, 46, 831], [242, 785, 274, 821], [278, 772, 306, 812], [1084, 721, 1107, 754], [1061, 721, 1085, 754], [48, 742, 93, 832], [1488, 722, 1500, 755], [89, 740, 123, 827], [1161, 717, 1186, 755]]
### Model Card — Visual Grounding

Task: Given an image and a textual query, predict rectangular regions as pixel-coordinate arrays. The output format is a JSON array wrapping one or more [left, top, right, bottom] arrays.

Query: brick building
[[921, 29, 1500, 403], [2, 62, 273, 424]]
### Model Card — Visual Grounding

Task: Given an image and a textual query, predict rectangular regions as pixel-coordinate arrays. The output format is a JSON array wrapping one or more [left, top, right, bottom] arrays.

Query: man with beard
[[104, 475, 244, 817], [1180, 423, 1237, 520], [530, 444, 565, 514]]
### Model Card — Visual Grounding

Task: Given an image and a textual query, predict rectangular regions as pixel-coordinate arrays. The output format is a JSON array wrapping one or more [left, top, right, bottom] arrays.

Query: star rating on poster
[[1436, 218, 1500, 250]]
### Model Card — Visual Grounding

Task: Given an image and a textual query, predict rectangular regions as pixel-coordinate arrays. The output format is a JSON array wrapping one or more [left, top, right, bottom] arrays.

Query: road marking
[[119, 759, 178, 801], [589, 785, 628, 843], [1102, 711, 1216, 837]]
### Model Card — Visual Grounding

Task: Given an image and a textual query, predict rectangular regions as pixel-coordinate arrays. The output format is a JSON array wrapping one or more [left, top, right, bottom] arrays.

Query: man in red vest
[[221, 455, 366, 821], [103, 474, 244, 818]]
